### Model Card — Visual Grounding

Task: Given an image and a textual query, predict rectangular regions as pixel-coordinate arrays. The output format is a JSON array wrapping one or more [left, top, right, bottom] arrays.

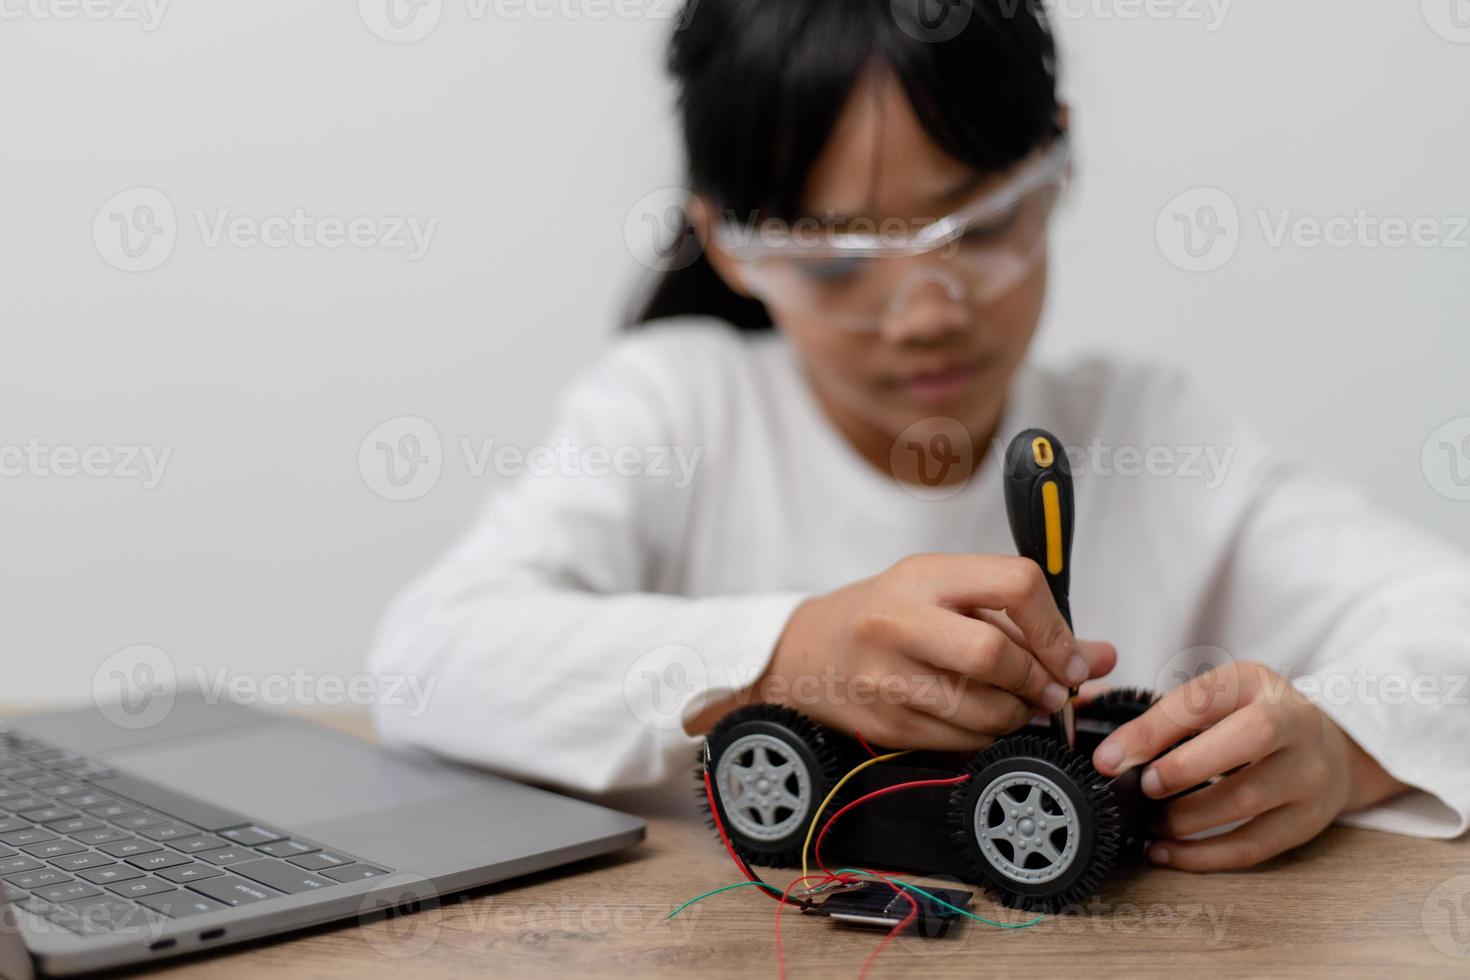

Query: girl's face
[[705, 72, 1055, 457]]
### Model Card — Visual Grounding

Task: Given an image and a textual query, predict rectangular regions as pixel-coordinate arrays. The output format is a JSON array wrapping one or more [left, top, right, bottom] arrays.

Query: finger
[[916, 555, 1085, 687], [902, 669, 1034, 736], [922, 612, 1066, 711], [874, 708, 995, 753], [1138, 703, 1294, 799], [1150, 802, 1316, 872], [1076, 640, 1117, 680], [1093, 664, 1257, 776], [970, 608, 1025, 645], [1155, 751, 1299, 839], [975, 611, 1120, 683]]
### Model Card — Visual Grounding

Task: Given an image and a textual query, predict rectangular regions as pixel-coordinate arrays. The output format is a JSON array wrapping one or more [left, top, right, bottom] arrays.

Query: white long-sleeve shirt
[[369, 318, 1470, 837]]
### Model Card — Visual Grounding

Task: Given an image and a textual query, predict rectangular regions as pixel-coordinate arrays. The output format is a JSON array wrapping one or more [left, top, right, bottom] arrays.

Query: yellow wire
[[800, 749, 911, 880]]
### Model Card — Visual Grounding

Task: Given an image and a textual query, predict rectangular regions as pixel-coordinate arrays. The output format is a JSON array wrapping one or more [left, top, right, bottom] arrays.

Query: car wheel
[[700, 705, 844, 868], [949, 735, 1120, 913]]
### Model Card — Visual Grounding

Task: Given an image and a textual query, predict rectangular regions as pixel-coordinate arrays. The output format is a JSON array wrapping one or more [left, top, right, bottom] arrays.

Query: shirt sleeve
[[367, 333, 806, 795], [1193, 421, 1470, 838]]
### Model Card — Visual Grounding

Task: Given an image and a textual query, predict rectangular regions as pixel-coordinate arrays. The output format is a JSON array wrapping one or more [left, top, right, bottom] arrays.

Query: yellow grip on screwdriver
[[1041, 480, 1064, 575]]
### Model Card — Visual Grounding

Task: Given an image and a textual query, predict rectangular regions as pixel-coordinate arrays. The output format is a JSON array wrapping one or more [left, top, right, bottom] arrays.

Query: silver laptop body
[[0, 693, 644, 977]]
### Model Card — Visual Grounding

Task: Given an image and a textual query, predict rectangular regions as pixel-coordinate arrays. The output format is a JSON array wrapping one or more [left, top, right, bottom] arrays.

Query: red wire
[[853, 729, 879, 758], [774, 873, 847, 980], [707, 752, 971, 978], [855, 870, 919, 980], [703, 769, 759, 885], [703, 768, 792, 905], [810, 773, 972, 978], [812, 774, 972, 877]]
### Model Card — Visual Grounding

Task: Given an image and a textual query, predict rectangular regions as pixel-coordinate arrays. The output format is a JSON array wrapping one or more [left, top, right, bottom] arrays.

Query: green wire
[[667, 870, 1044, 931], [834, 869, 1045, 930], [666, 880, 782, 919]]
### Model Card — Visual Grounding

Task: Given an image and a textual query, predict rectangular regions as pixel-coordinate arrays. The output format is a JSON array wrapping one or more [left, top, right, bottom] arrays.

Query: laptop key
[[49, 852, 116, 872], [0, 857, 44, 875], [319, 864, 388, 883], [140, 823, 197, 842], [71, 827, 131, 846], [0, 846, 14, 859], [197, 847, 254, 866], [169, 835, 227, 854], [63, 896, 152, 935], [35, 881, 101, 904], [5, 868, 71, 890], [286, 851, 351, 871], [137, 890, 228, 919], [112, 812, 170, 831], [218, 825, 284, 847], [21, 839, 86, 859], [48, 817, 103, 835], [84, 803, 140, 821], [105, 877, 175, 899], [98, 839, 162, 859], [256, 839, 317, 859], [77, 865, 144, 886], [188, 875, 283, 907], [126, 851, 191, 872], [43, 905, 84, 934], [71, 765, 115, 780], [0, 829, 56, 847], [230, 858, 335, 895], [18, 808, 77, 824], [15, 895, 52, 916], [51, 761, 95, 775], [157, 863, 224, 884], [56, 791, 113, 809], [32, 782, 86, 799], [0, 818, 30, 835], [0, 797, 46, 813]]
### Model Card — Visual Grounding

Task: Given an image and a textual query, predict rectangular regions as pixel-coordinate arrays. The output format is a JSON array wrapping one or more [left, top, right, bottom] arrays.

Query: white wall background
[[1, 1, 1466, 704]]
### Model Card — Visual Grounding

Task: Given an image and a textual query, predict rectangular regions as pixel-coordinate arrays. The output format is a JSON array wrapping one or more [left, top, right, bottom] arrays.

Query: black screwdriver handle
[[1003, 428, 1075, 630], [1004, 428, 1078, 747]]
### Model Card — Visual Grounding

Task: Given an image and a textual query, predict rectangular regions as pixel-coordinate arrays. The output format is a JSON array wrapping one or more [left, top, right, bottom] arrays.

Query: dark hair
[[630, 0, 1062, 330]]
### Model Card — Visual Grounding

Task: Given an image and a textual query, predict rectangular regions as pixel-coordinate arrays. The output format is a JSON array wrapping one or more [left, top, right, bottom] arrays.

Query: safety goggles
[[714, 138, 1071, 332]]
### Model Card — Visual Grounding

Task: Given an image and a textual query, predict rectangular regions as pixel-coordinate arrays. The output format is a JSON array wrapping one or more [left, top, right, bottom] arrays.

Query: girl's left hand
[[1090, 661, 1406, 871]]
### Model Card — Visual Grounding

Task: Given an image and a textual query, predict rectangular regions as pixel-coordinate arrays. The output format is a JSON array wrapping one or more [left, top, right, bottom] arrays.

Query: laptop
[[0, 692, 645, 977]]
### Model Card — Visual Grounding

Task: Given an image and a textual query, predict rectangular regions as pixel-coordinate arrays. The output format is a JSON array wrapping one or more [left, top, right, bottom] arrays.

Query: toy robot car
[[702, 428, 1158, 913], [701, 688, 1159, 914]]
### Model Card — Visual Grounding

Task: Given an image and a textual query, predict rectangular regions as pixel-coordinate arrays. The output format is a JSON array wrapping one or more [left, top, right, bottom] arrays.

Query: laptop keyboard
[[0, 725, 390, 938]]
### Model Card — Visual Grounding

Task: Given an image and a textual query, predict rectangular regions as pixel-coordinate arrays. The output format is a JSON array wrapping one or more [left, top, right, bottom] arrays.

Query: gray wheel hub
[[715, 733, 812, 842], [973, 770, 1080, 885]]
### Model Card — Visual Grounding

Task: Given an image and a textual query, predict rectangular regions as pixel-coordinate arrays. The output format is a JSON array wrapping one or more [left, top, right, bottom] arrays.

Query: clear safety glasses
[[714, 138, 1071, 332]]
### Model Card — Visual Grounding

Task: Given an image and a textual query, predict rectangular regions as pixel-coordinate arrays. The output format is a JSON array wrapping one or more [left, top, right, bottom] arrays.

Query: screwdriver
[[1003, 428, 1079, 750]]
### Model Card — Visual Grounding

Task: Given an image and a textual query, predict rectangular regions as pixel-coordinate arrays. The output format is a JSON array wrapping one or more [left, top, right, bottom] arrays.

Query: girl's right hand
[[760, 554, 1116, 751]]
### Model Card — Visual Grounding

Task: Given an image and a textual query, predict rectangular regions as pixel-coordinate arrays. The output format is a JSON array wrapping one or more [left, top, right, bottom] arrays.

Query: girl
[[371, 0, 1470, 872]]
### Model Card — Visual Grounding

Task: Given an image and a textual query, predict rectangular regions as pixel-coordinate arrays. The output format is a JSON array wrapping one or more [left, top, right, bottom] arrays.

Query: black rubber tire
[[1077, 687, 1158, 728], [949, 735, 1121, 914], [698, 705, 845, 868]]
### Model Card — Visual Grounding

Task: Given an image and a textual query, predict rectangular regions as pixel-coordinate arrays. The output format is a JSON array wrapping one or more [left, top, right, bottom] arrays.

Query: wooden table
[[62, 714, 1470, 978]]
